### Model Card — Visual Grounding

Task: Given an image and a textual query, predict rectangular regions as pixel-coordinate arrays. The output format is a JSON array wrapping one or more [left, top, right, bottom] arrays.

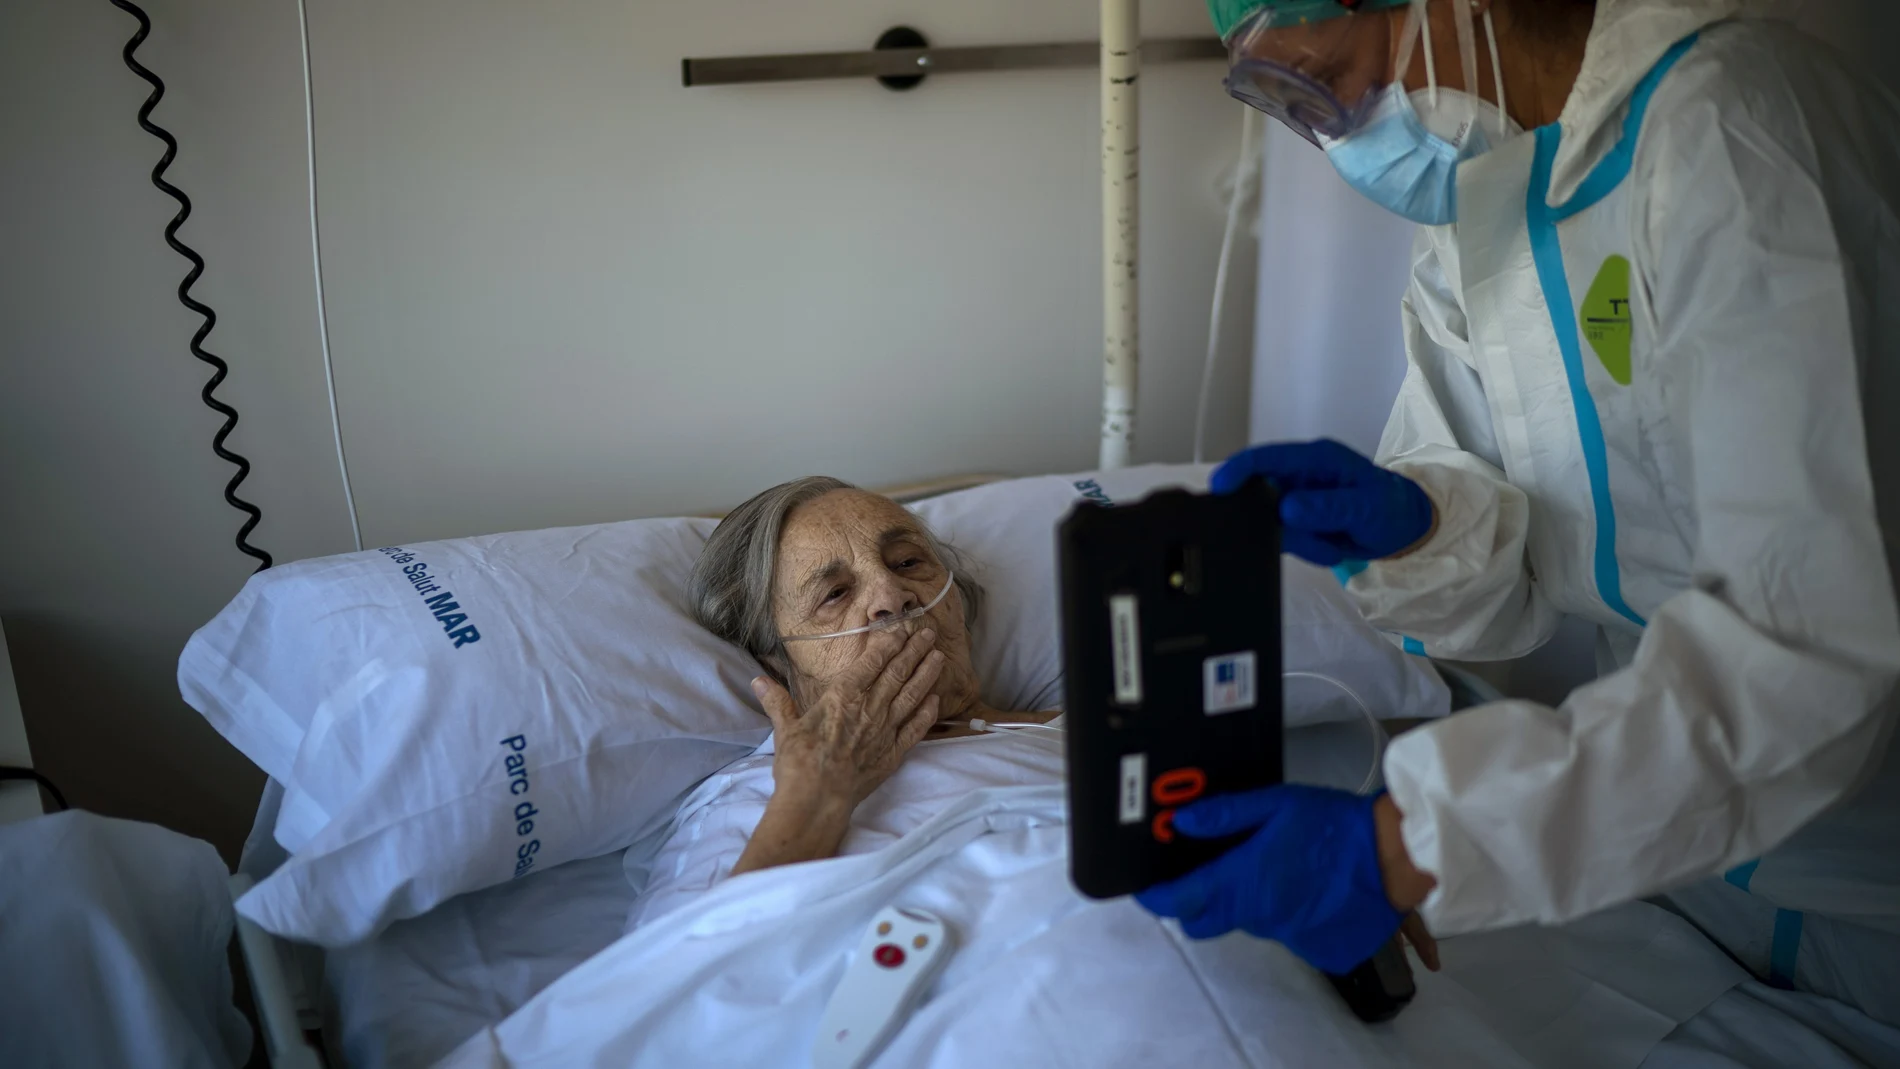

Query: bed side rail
[[230, 873, 325, 1069]]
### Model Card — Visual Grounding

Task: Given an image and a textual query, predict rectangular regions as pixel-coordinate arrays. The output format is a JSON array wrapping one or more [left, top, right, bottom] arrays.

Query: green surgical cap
[[1208, 0, 1410, 42], [1207, 0, 1269, 40]]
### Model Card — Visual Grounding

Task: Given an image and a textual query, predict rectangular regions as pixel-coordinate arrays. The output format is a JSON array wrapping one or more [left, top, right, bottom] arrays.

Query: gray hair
[[689, 475, 984, 683]]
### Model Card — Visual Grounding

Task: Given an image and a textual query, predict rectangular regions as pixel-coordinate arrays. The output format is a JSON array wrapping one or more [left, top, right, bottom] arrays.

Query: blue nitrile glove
[[1134, 784, 1402, 975], [1211, 439, 1433, 566]]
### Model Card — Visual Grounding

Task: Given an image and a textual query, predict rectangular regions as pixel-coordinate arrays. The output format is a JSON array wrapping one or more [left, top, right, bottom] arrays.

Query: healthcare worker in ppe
[[1137, 0, 1900, 1027]]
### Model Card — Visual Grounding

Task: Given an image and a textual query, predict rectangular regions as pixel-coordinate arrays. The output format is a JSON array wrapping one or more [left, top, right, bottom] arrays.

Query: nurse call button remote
[[812, 906, 954, 1069]]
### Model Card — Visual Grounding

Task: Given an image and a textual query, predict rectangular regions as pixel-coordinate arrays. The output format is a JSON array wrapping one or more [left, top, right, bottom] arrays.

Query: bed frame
[[231, 874, 325, 1068], [694, 473, 1012, 519]]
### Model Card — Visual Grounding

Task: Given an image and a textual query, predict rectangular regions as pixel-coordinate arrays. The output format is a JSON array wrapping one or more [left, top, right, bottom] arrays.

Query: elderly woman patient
[[689, 476, 1058, 877]]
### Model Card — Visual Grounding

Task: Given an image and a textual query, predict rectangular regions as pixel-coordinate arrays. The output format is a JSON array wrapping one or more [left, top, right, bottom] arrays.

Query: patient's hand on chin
[[729, 627, 946, 876]]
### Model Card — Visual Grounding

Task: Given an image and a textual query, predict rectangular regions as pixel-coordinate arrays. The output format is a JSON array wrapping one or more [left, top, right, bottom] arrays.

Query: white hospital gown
[[626, 726, 1066, 930]]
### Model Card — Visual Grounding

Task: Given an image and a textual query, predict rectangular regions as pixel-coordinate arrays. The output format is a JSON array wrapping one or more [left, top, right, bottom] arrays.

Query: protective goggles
[[1218, 0, 1415, 145], [778, 571, 956, 643]]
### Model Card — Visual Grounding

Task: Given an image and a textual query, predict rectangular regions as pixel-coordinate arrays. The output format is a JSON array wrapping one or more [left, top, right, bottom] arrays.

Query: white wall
[[309, 0, 1256, 545], [1, 0, 1255, 855], [1248, 120, 1417, 457]]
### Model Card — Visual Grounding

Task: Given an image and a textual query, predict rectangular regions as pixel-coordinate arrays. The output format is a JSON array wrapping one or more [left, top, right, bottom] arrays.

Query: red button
[[873, 943, 906, 968]]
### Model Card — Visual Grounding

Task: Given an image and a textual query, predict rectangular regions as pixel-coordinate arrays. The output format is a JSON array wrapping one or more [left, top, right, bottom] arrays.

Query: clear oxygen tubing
[[949, 670, 1386, 795], [1281, 670, 1386, 796], [1193, 104, 1261, 465], [778, 572, 957, 643], [942, 718, 1069, 738]]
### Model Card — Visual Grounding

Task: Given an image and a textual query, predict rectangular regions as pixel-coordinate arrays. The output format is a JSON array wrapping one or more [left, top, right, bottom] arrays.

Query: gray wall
[[2, 0, 356, 859], [1, 0, 1256, 858]]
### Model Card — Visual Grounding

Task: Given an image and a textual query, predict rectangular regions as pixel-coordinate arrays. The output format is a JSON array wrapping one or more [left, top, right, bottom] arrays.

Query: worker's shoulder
[[1642, 20, 1892, 150], [1637, 20, 1900, 194]]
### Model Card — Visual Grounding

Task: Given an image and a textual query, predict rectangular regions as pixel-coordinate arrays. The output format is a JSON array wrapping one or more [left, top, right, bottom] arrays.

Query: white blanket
[[0, 812, 252, 1069], [442, 731, 1746, 1068]]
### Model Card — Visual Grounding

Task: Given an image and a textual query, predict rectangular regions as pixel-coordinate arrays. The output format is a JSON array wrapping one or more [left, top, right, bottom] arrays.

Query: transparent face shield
[[1222, 0, 1411, 145], [1223, 0, 1502, 147], [778, 570, 957, 643]]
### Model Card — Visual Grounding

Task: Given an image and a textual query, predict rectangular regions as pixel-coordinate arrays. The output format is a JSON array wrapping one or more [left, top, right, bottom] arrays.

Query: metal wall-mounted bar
[[681, 36, 1223, 88]]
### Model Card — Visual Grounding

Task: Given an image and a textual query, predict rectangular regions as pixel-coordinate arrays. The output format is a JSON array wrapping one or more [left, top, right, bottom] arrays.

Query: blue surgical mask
[[1318, 0, 1518, 225], [1319, 84, 1509, 225]]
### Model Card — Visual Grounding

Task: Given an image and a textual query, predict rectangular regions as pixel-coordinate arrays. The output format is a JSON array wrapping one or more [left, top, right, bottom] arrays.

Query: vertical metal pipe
[[1099, 0, 1139, 469]]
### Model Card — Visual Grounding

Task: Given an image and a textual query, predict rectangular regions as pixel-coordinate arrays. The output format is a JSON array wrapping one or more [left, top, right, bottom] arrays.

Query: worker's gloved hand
[[1211, 439, 1434, 566], [1134, 784, 1402, 975]]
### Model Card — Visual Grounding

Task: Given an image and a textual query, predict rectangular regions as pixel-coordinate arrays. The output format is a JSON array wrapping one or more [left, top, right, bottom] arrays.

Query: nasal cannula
[[780, 572, 957, 642]]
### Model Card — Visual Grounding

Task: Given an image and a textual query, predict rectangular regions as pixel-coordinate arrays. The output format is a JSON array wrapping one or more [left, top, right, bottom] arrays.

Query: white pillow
[[911, 464, 1450, 726], [180, 519, 772, 946]]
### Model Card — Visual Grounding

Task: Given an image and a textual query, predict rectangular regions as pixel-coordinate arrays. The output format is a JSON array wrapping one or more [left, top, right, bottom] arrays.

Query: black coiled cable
[[109, 0, 272, 572]]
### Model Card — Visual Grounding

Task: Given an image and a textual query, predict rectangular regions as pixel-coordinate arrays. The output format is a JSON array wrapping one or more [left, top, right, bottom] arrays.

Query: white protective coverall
[[1346, 0, 1900, 1016]]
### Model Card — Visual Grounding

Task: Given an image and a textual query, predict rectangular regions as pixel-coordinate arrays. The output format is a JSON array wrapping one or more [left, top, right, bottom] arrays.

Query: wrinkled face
[[771, 490, 980, 709]]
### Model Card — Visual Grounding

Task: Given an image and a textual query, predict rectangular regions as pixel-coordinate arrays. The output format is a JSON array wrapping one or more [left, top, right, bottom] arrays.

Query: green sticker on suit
[[1580, 255, 1633, 385]]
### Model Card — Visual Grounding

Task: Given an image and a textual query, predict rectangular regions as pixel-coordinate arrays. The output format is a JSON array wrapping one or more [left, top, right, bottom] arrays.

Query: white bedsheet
[[319, 849, 641, 1069], [443, 729, 1753, 1068], [1641, 982, 1900, 1068], [626, 719, 1396, 931], [240, 779, 645, 1069], [0, 811, 252, 1069]]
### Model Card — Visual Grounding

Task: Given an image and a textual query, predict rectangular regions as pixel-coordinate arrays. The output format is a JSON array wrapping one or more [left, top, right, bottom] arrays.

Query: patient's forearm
[[730, 789, 855, 876]]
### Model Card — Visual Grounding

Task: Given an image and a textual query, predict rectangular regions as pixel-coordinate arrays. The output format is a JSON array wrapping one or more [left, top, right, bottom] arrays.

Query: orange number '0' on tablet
[[1152, 809, 1176, 843], [1151, 767, 1206, 806], [1150, 767, 1206, 843]]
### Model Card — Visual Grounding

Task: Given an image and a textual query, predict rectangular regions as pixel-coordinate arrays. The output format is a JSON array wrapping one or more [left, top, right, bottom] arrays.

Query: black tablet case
[[1058, 481, 1284, 899]]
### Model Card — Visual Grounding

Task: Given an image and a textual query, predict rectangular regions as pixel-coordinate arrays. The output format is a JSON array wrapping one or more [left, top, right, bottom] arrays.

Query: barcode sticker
[[1119, 753, 1147, 824], [1203, 651, 1257, 715], [1109, 593, 1143, 705]]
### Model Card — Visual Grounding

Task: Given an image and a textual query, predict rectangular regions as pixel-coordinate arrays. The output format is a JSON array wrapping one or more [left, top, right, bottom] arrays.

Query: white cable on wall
[[1193, 105, 1259, 465], [297, 0, 363, 553]]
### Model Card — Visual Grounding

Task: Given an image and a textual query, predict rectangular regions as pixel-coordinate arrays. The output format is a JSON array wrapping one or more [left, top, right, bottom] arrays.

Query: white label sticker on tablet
[[1203, 651, 1257, 715], [1119, 753, 1146, 824], [1109, 593, 1143, 705]]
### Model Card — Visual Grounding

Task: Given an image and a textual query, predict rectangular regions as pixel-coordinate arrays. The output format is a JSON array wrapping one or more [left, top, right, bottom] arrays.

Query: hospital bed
[[210, 471, 1900, 1069], [215, 476, 1900, 1069]]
